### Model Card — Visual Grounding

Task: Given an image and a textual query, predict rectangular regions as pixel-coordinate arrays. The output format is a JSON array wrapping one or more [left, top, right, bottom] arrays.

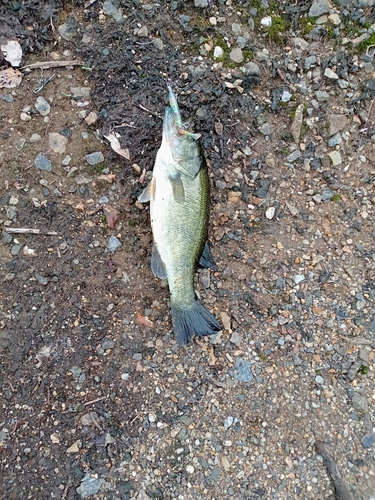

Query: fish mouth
[[163, 86, 201, 142]]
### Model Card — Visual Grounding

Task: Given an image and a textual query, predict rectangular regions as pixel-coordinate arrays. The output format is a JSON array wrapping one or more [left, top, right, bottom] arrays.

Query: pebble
[[328, 151, 342, 166], [361, 433, 375, 449], [305, 55, 317, 70], [315, 375, 325, 385], [0, 94, 14, 103], [231, 358, 253, 383], [294, 274, 305, 284], [30, 133, 41, 143], [309, 0, 331, 17], [194, 0, 208, 6], [62, 155, 72, 166], [49, 132, 68, 154], [152, 38, 164, 50], [35, 96, 51, 116], [329, 115, 348, 136], [265, 207, 275, 219], [352, 393, 368, 413], [76, 476, 103, 499], [230, 331, 241, 347], [213, 46, 223, 59], [229, 48, 243, 64], [20, 112, 31, 122], [34, 153, 52, 172], [58, 21, 77, 41], [315, 91, 330, 102], [84, 152, 104, 165], [99, 196, 109, 204], [287, 150, 301, 163], [243, 61, 260, 76], [224, 416, 234, 429], [324, 67, 339, 79], [108, 235, 122, 252], [328, 133, 342, 147]]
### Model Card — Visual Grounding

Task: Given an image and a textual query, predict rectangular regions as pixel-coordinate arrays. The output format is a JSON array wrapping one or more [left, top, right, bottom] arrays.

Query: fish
[[139, 85, 221, 345]]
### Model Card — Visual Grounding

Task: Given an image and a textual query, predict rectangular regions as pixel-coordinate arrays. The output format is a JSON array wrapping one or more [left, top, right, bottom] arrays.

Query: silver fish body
[[139, 88, 221, 345]]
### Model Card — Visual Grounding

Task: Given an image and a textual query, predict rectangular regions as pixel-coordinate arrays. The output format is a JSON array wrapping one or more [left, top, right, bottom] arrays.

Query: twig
[[21, 60, 83, 71], [315, 440, 354, 500], [5, 228, 58, 235], [84, 396, 107, 406], [137, 103, 162, 119], [84, 0, 98, 7]]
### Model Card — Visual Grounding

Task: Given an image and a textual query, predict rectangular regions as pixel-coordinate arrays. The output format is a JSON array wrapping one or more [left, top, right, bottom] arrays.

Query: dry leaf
[[136, 313, 153, 328], [74, 201, 87, 213], [97, 174, 116, 182], [0, 67, 23, 88], [1, 40, 22, 66], [104, 132, 130, 160], [102, 204, 120, 229]]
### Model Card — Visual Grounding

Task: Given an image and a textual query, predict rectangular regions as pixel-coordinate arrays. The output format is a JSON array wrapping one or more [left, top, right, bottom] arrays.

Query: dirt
[[1, 1, 375, 499]]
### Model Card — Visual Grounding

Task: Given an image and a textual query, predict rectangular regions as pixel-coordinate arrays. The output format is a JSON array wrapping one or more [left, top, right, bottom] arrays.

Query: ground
[[0, 0, 375, 499]]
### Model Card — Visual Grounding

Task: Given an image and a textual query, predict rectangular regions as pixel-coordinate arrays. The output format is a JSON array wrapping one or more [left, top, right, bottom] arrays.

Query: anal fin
[[151, 244, 168, 279], [198, 241, 218, 270], [138, 178, 155, 203]]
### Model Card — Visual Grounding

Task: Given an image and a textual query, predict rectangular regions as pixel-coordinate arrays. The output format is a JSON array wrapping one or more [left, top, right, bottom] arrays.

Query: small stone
[[76, 476, 103, 499], [209, 17, 217, 26], [30, 133, 41, 143], [338, 79, 349, 89], [20, 112, 31, 122], [99, 196, 109, 204], [230, 331, 241, 347], [71, 87, 91, 98], [67, 441, 81, 453], [84, 152, 104, 165], [58, 21, 77, 41], [361, 433, 375, 449], [137, 25, 149, 37], [35, 96, 51, 116], [34, 153, 52, 172], [315, 91, 330, 102], [292, 37, 310, 51], [102, 338, 114, 349], [152, 38, 164, 50], [220, 311, 231, 330], [324, 67, 339, 79], [309, 0, 331, 17], [229, 47, 243, 63], [194, 0, 208, 6], [231, 358, 253, 383], [243, 61, 260, 76], [49, 132, 68, 154], [281, 90, 292, 102], [108, 235, 122, 252], [352, 393, 368, 413], [231, 23, 241, 35], [213, 46, 223, 59], [315, 375, 324, 385], [291, 104, 304, 143], [62, 155, 72, 166], [328, 133, 342, 147], [329, 115, 348, 136], [224, 416, 234, 429], [265, 207, 275, 219], [260, 122, 271, 136], [294, 274, 305, 284], [287, 150, 301, 163], [0, 94, 14, 103], [305, 55, 317, 69], [327, 151, 342, 166], [328, 13, 341, 25]]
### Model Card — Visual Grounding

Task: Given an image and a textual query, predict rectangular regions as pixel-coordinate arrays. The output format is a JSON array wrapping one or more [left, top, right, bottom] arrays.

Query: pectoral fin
[[198, 241, 218, 270], [168, 172, 185, 204], [138, 178, 155, 203], [151, 244, 168, 279]]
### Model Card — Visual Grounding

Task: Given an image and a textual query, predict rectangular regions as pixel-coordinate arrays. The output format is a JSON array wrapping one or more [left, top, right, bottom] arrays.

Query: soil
[[0, 1, 375, 499]]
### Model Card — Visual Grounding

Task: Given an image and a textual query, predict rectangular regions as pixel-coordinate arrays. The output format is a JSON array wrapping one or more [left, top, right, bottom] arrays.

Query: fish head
[[162, 106, 201, 165]]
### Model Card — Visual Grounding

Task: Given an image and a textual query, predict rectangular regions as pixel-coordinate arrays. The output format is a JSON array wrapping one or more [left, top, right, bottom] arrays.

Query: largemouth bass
[[139, 86, 221, 345]]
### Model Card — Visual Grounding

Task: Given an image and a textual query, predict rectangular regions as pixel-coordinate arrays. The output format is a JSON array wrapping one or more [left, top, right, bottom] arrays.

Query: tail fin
[[171, 300, 221, 346]]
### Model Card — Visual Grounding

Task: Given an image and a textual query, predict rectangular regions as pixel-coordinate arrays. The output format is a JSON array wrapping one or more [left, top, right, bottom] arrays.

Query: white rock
[[1, 40, 22, 66], [213, 46, 223, 59], [265, 207, 275, 219], [324, 67, 339, 79], [260, 16, 272, 27], [328, 151, 342, 166]]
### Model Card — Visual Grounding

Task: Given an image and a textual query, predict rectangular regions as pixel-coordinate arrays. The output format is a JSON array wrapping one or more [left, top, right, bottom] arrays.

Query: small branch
[[315, 440, 354, 500], [137, 103, 162, 119], [5, 228, 58, 235], [21, 60, 83, 71], [84, 396, 107, 406]]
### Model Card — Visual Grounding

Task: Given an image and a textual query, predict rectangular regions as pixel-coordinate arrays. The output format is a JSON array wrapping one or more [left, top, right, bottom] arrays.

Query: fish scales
[[139, 87, 221, 345]]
